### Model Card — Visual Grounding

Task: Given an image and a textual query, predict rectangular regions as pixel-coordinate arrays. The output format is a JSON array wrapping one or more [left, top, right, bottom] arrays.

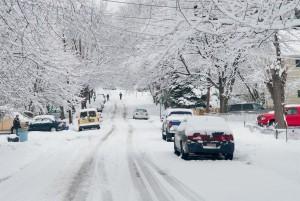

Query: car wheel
[[180, 142, 189, 160], [162, 130, 166, 140], [174, 141, 180, 156], [50, 127, 56, 132], [79, 127, 82, 132], [97, 125, 100, 129], [268, 120, 276, 127], [165, 131, 170, 142], [224, 153, 233, 160]]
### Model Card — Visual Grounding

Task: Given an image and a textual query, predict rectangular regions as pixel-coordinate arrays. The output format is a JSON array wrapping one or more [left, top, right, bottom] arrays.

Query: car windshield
[[80, 112, 88, 118], [89, 111, 97, 117]]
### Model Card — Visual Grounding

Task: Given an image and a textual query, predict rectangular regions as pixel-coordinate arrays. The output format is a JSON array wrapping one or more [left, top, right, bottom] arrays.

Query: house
[[285, 56, 300, 104]]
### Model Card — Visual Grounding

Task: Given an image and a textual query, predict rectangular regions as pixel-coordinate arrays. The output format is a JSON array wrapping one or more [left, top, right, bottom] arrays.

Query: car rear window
[[89, 111, 96, 117], [80, 112, 88, 118], [169, 111, 192, 115], [136, 109, 147, 112]]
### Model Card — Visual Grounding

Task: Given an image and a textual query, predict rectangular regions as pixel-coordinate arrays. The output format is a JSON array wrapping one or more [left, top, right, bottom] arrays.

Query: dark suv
[[228, 103, 264, 113]]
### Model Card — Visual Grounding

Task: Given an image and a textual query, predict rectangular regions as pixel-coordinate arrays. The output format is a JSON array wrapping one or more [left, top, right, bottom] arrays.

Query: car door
[[30, 118, 41, 131], [79, 112, 88, 125], [285, 107, 298, 126], [43, 118, 54, 131]]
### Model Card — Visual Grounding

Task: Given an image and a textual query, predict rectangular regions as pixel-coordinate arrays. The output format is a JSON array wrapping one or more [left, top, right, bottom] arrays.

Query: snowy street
[[0, 92, 299, 201]]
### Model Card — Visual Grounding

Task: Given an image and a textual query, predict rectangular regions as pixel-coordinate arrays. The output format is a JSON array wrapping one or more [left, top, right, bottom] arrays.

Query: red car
[[257, 105, 300, 127]]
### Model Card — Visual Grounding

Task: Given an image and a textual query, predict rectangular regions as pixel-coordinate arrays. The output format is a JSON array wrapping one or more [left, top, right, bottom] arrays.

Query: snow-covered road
[[0, 91, 300, 201]]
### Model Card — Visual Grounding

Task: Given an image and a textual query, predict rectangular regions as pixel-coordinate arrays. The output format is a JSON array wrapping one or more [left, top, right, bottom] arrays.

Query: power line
[[101, 0, 196, 9]]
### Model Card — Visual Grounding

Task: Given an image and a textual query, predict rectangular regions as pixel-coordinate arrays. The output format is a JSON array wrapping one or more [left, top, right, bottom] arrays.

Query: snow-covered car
[[162, 108, 193, 141], [28, 115, 67, 132], [133, 108, 149, 120], [77, 108, 100, 131], [174, 116, 234, 160]]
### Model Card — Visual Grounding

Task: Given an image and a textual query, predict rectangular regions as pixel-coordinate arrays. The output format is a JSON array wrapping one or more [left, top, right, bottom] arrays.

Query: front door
[[285, 107, 299, 126]]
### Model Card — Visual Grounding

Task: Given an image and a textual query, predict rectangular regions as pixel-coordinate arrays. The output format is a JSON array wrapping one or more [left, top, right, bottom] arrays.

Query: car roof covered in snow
[[33, 115, 56, 121], [167, 114, 190, 121], [79, 108, 97, 112], [165, 108, 193, 114], [183, 116, 232, 135], [285, 104, 300, 108]]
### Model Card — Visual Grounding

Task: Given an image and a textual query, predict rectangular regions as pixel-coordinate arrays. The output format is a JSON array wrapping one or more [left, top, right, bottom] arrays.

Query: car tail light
[[188, 133, 205, 141], [168, 121, 172, 128], [214, 134, 234, 142]]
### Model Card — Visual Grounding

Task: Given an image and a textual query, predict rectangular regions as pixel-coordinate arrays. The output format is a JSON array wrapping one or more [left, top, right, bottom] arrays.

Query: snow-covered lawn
[[0, 91, 300, 201]]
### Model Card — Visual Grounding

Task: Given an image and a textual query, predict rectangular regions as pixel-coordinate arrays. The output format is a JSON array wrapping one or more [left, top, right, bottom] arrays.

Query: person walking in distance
[[106, 94, 110, 101], [11, 115, 21, 135], [119, 92, 123, 100]]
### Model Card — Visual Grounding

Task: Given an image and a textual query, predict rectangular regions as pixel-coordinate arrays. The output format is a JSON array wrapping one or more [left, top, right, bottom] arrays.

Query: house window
[[296, 60, 300, 67], [298, 90, 300, 98]]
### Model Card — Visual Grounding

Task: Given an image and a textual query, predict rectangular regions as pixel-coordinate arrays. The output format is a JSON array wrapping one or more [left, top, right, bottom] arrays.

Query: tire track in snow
[[142, 154, 205, 201], [125, 105, 173, 201], [64, 104, 117, 201], [126, 107, 205, 201]]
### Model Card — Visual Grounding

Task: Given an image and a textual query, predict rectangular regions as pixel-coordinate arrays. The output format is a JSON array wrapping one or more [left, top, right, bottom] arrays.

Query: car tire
[[165, 131, 170, 142], [97, 125, 100, 129], [180, 142, 189, 160], [162, 134, 166, 140], [79, 127, 82, 132], [268, 120, 276, 127], [224, 153, 233, 160], [50, 127, 56, 132], [174, 142, 180, 156]]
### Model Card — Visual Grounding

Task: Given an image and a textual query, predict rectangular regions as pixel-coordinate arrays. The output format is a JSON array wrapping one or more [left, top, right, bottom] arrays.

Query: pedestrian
[[11, 115, 21, 135], [106, 94, 110, 101], [119, 92, 123, 100]]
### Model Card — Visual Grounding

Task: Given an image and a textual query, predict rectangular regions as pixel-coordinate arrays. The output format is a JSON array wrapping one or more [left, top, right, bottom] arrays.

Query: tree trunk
[[219, 87, 228, 113], [267, 71, 286, 128], [60, 106, 65, 119], [206, 86, 210, 113], [266, 32, 287, 128]]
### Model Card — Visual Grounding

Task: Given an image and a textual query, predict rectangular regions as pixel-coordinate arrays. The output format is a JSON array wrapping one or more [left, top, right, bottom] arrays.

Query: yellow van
[[77, 108, 100, 131], [0, 112, 30, 134]]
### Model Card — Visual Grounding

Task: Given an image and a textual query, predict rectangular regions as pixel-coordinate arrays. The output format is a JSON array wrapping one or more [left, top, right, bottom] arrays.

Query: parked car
[[77, 108, 100, 131], [174, 116, 234, 160], [162, 108, 193, 142], [0, 111, 30, 134], [28, 115, 66, 132], [228, 103, 265, 113], [257, 104, 300, 127], [133, 108, 149, 120]]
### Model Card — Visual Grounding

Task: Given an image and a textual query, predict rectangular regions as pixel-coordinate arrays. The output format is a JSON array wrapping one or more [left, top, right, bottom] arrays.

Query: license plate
[[206, 143, 216, 148]]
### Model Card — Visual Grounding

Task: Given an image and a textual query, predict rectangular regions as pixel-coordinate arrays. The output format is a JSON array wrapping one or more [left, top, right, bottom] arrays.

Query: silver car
[[133, 109, 149, 120]]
